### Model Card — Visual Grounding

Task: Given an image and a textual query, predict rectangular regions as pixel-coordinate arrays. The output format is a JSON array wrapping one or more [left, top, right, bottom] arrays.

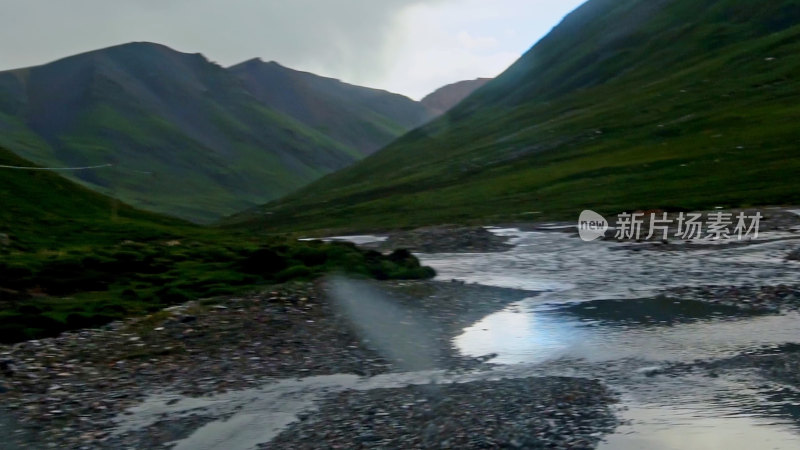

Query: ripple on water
[[427, 229, 800, 450], [113, 229, 800, 450]]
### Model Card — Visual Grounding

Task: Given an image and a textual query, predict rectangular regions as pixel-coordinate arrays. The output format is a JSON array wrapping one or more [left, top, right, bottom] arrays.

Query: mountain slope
[[0, 145, 186, 249], [230, 59, 435, 156], [230, 0, 800, 231], [0, 43, 433, 223], [420, 78, 492, 115], [0, 146, 434, 342]]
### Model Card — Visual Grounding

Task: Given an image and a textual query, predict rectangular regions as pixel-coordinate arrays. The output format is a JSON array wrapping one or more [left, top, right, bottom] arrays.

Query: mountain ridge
[[229, 0, 800, 232], [229, 57, 434, 156], [420, 77, 492, 115], [0, 42, 437, 223]]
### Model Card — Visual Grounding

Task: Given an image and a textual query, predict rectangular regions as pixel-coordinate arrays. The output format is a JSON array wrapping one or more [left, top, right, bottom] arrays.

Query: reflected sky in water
[[420, 229, 800, 450]]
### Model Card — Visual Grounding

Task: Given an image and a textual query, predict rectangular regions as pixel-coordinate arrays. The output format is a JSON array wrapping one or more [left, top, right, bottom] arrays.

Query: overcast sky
[[0, 0, 586, 99]]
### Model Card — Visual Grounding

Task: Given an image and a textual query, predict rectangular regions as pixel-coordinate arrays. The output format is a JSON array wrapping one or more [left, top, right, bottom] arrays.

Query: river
[[114, 225, 800, 449], [427, 227, 800, 449]]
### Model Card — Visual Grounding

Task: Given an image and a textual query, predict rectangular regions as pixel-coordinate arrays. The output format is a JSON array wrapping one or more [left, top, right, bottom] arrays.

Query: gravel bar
[[262, 377, 618, 450], [0, 280, 535, 448]]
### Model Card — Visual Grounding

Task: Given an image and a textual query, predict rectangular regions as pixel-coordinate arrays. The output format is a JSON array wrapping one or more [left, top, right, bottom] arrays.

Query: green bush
[[289, 246, 329, 267], [0, 235, 435, 343], [276, 265, 313, 282], [238, 247, 287, 274]]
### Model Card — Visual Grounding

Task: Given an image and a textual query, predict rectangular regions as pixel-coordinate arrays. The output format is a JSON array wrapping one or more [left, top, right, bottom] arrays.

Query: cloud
[[0, 1, 438, 75], [0, 0, 586, 98], [376, 1, 520, 99], [456, 31, 500, 51], [365, 0, 588, 99], [159, 0, 447, 84]]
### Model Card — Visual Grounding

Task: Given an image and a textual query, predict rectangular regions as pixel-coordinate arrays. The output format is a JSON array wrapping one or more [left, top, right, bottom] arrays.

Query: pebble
[[262, 377, 618, 450], [366, 226, 514, 253], [669, 284, 800, 312], [0, 281, 532, 449]]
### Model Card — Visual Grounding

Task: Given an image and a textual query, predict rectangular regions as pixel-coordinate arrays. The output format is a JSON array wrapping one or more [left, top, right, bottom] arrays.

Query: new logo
[[578, 210, 609, 242]]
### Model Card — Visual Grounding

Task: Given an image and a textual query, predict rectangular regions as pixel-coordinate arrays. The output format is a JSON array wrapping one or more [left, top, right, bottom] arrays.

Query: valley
[[2, 0, 800, 448], [231, 0, 800, 232]]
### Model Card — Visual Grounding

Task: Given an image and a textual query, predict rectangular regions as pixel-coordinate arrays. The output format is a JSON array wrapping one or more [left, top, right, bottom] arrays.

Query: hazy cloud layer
[[0, 0, 585, 99]]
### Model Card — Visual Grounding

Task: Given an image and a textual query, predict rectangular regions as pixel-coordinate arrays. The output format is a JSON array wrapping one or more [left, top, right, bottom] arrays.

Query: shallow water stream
[[433, 228, 800, 449], [115, 227, 800, 449]]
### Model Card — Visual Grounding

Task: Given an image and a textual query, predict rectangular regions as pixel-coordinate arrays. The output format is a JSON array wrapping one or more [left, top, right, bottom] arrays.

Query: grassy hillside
[[0, 147, 434, 343], [0, 144, 186, 249], [0, 43, 433, 223], [230, 59, 435, 156], [230, 0, 800, 232]]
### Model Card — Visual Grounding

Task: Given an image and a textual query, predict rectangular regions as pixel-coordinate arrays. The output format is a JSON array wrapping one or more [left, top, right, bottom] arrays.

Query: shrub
[[238, 247, 287, 274], [276, 265, 313, 282]]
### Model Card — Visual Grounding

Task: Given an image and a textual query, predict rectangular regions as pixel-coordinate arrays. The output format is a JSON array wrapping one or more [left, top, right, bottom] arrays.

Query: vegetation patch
[[0, 146, 434, 343]]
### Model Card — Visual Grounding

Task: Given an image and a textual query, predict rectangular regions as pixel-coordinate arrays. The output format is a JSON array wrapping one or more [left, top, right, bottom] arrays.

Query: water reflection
[[457, 299, 799, 364], [422, 229, 800, 449]]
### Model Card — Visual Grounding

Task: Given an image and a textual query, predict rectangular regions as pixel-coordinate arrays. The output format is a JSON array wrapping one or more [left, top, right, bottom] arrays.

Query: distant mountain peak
[[233, 57, 272, 67], [112, 41, 171, 50], [89, 41, 189, 58], [0, 41, 435, 223], [420, 77, 492, 114], [230, 58, 324, 78]]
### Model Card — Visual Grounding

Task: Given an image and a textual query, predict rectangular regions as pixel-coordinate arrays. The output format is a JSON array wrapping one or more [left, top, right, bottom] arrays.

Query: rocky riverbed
[[0, 283, 388, 448], [367, 226, 514, 253], [667, 284, 800, 312], [654, 342, 800, 386], [262, 377, 617, 450], [0, 280, 588, 449], [3, 210, 799, 449]]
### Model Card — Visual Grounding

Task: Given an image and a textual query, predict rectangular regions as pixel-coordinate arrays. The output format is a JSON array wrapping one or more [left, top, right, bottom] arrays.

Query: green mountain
[[0, 42, 434, 223], [230, 0, 800, 231], [0, 145, 186, 250], [230, 59, 434, 156]]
